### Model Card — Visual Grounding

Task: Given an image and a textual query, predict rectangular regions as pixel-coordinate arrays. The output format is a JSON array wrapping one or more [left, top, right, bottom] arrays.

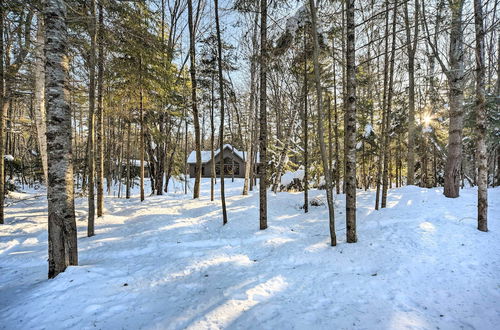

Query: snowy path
[[1, 180, 499, 330]]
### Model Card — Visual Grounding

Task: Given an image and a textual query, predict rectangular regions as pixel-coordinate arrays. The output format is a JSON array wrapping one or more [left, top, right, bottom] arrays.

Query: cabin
[[187, 144, 260, 178]]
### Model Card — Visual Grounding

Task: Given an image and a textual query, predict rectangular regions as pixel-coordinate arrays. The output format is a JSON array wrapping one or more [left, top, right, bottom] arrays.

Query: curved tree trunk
[[215, 0, 228, 225], [309, 0, 336, 246]]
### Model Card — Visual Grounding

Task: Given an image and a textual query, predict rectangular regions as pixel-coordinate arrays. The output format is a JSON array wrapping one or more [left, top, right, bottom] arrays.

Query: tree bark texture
[[45, 0, 78, 278], [259, 0, 268, 230], [345, 0, 357, 243], [474, 0, 487, 231], [34, 16, 48, 184], [443, 0, 466, 198]]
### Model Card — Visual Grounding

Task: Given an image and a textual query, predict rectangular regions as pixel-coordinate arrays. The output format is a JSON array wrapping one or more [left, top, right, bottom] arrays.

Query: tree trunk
[[405, 0, 419, 186], [443, 0, 465, 198], [188, 0, 202, 199], [96, 2, 104, 215], [139, 57, 145, 202], [327, 94, 333, 175], [0, 0, 4, 225], [303, 27, 309, 213], [243, 14, 258, 196], [375, 0, 390, 210], [215, 0, 228, 225], [345, 0, 357, 243], [309, 0, 336, 246], [34, 16, 48, 184], [210, 71, 216, 201], [87, 0, 97, 237], [381, 0, 397, 209], [474, 0, 487, 232], [332, 44, 340, 195], [259, 0, 268, 230], [45, 0, 78, 278], [184, 111, 188, 195], [126, 120, 131, 199]]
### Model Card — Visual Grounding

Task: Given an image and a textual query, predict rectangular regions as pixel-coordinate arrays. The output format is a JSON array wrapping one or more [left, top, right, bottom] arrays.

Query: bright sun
[[423, 113, 432, 126]]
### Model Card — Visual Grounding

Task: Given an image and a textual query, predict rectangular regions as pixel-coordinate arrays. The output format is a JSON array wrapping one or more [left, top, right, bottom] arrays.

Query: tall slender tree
[[309, 0, 336, 246], [188, 0, 202, 199], [214, 0, 228, 225], [345, 0, 357, 243], [381, 0, 398, 209], [259, 0, 268, 230], [87, 0, 97, 236], [473, 0, 487, 232], [45, 0, 78, 278], [96, 1, 104, 215], [243, 11, 259, 196], [303, 27, 309, 213], [443, 0, 466, 198], [0, 0, 4, 225], [34, 16, 48, 184], [375, 0, 390, 210], [404, 0, 419, 186], [139, 56, 145, 202]]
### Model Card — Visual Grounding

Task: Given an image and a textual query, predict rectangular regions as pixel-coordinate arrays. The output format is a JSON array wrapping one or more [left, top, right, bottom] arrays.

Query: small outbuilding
[[187, 144, 260, 178]]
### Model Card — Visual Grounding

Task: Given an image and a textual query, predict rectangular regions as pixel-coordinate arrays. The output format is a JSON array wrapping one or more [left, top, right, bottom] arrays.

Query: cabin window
[[215, 157, 239, 175]]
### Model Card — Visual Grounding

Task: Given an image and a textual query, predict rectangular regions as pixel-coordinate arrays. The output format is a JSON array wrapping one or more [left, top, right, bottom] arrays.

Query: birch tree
[[34, 16, 48, 184], [45, 0, 78, 278]]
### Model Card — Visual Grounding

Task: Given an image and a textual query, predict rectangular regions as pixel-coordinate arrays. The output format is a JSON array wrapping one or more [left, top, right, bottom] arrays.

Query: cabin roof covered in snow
[[187, 144, 259, 164]]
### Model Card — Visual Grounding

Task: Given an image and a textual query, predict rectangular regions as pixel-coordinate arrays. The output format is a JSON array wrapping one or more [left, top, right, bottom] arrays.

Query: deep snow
[[0, 179, 499, 330]]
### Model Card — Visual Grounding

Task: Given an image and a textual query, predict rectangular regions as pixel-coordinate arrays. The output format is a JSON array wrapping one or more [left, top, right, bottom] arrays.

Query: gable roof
[[187, 144, 260, 164]]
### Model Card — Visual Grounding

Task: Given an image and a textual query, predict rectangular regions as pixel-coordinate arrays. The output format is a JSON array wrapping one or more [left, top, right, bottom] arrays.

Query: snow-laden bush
[[280, 169, 304, 191]]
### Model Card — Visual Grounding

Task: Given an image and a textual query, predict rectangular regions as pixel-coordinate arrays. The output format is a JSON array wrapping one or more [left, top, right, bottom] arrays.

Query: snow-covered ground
[[0, 179, 499, 330]]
